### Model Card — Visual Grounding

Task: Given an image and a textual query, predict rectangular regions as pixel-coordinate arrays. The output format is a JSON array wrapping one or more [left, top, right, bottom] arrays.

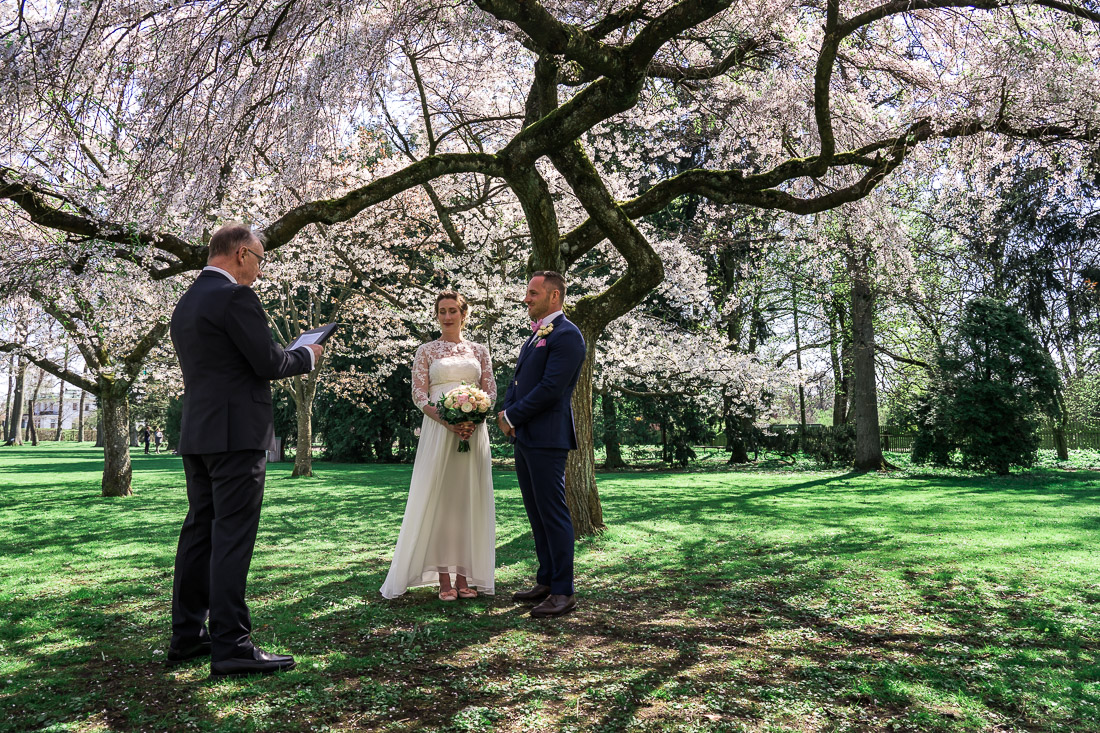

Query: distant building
[[28, 383, 97, 430]]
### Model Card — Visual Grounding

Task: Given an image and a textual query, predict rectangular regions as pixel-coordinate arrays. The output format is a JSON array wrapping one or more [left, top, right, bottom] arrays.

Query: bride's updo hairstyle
[[435, 290, 469, 320]]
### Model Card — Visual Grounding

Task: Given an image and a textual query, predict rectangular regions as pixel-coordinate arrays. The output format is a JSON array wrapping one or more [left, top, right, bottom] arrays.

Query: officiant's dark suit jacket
[[172, 270, 312, 454], [168, 269, 312, 660]]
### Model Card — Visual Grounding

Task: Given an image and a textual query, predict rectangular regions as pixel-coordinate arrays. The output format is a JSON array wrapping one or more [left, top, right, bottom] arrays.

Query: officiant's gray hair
[[207, 223, 258, 260], [532, 270, 567, 301], [435, 290, 468, 316]]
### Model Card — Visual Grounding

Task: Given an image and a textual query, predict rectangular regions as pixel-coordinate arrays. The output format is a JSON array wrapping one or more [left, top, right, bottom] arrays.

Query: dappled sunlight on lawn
[[1, 443, 1098, 731]]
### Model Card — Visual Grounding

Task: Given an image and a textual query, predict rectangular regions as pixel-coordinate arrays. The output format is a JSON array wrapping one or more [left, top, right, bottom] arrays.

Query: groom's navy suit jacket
[[502, 313, 586, 450]]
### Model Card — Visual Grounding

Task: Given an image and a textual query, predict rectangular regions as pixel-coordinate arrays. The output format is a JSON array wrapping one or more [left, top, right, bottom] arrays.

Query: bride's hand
[[455, 421, 475, 440]]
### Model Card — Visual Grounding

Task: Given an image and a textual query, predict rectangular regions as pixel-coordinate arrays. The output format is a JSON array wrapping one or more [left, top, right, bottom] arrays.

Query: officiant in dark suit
[[166, 223, 322, 678]]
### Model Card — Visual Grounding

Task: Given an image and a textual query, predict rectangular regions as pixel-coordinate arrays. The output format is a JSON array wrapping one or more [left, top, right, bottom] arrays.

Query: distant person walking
[[154, 428, 164, 454], [142, 425, 151, 454]]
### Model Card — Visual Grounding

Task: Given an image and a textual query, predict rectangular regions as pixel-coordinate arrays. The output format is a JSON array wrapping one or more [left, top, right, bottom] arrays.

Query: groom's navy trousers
[[513, 444, 574, 595]]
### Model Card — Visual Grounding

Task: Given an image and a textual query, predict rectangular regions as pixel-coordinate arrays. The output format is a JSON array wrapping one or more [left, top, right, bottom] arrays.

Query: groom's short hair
[[533, 270, 567, 301]]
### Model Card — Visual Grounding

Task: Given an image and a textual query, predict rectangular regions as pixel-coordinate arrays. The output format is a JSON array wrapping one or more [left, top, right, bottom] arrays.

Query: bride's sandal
[[457, 586, 478, 599], [439, 588, 458, 602]]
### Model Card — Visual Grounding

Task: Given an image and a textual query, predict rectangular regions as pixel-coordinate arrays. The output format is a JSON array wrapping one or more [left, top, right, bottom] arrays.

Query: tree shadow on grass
[[0, 590, 219, 732], [5, 458, 1100, 731], [268, 533, 1095, 731]]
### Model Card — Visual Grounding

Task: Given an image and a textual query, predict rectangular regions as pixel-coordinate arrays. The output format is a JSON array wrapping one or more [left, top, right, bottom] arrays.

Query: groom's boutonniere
[[535, 322, 553, 347]]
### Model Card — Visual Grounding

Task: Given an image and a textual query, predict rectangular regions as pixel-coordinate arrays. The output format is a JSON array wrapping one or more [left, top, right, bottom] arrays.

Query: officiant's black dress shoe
[[512, 584, 551, 603], [530, 594, 576, 618], [209, 647, 296, 679], [165, 640, 212, 665]]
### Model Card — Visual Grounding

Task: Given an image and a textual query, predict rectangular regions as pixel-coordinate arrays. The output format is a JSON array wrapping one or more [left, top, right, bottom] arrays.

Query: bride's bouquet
[[430, 383, 493, 452]]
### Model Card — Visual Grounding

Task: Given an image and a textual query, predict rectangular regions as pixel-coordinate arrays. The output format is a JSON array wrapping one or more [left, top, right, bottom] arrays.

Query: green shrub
[[913, 298, 1059, 474]]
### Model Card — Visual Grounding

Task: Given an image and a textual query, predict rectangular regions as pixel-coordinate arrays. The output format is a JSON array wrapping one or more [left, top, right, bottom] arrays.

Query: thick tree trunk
[[99, 387, 133, 497], [6, 360, 26, 445], [564, 323, 604, 536], [601, 391, 627, 469], [291, 374, 318, 477], [848, 250, 886, 471]]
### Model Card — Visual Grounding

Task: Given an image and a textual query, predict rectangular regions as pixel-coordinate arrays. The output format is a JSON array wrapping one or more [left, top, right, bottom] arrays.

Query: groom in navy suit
[[498, 271, 586, 618]]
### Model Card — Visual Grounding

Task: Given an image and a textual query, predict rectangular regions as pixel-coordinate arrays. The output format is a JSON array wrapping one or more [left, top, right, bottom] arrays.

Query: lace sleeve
[[411, 344, 431, 410], [478, 342, 497, 403]]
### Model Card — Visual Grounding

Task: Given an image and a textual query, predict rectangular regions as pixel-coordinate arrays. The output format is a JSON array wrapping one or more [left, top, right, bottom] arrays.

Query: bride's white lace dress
[[379, 339, 497, 598]]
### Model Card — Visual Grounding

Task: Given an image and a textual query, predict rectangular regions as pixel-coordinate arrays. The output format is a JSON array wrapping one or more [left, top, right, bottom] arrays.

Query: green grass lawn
[[1, 443, 1098, 732]]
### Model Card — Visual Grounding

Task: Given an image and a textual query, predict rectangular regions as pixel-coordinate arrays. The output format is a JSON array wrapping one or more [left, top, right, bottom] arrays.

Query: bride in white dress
[[380, 291, 497, 601]]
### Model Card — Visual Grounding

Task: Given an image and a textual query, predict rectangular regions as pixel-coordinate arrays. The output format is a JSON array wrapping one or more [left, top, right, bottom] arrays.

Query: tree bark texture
[[847, 250, 885, 471], [99, 386, 133, 496], [564, 327, 604, 535]]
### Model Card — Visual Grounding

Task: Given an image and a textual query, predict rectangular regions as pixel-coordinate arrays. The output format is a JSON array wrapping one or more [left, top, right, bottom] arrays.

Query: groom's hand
[[496, 411, 515, 438]]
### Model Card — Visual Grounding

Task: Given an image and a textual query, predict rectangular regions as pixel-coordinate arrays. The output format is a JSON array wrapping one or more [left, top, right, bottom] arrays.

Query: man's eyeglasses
[[243, 247, 266, 267]]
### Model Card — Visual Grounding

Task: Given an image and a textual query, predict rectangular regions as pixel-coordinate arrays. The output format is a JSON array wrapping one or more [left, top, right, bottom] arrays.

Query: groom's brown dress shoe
[[530, 594, 576, 618], [165, 640, 212, 665], [209, 647, 296, 679], [512, 584, 551, 603]]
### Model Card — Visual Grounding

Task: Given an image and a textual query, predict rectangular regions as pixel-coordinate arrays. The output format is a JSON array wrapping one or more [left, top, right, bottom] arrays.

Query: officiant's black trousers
[[172, 450, 266, 661]]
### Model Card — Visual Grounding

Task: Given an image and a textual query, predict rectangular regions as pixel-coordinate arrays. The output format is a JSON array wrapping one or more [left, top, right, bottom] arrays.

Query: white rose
[[461, 402, 473, 413]]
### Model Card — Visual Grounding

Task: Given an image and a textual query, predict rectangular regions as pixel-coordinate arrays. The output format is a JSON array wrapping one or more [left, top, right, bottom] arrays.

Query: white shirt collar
[[202, 265, 237, 283], [538, 310, 564, 326]]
